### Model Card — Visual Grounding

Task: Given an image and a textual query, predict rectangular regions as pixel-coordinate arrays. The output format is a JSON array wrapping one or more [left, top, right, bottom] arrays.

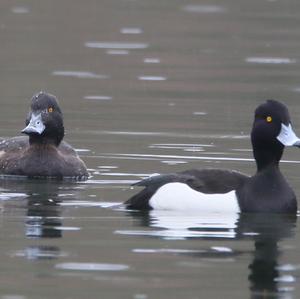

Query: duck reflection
[[126, 210, 297, 298], [238, 214, 297, 298], [0, 179, 65, 238], [0, 178, 77, 260], [25, 180, 63, 238], [122, 210, 240, 240]]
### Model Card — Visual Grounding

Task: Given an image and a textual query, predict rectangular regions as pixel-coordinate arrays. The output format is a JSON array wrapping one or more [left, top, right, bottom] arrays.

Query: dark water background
[[1, 1, 300, 298]]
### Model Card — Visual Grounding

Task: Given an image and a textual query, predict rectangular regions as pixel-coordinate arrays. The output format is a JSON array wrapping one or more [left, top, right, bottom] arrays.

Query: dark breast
[[236, 167, 297, 213]]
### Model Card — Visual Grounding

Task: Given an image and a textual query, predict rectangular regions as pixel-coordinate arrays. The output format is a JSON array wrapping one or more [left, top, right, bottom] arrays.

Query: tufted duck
[[0, 92, 89, 179], [125, 100, 300, 213]]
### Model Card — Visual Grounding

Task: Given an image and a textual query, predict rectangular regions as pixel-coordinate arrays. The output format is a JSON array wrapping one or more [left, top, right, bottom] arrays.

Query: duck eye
[[48, 107, 53, 113], [266, 116, 272, 123]]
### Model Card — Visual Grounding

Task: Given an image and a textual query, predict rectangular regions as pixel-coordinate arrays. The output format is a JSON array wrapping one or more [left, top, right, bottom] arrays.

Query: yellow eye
[[48, 107, 53, 113], [266, 116, 272, 123]]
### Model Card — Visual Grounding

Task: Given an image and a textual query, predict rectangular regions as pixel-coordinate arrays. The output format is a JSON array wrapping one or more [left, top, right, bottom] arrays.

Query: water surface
[[1, 0, 300, 298]]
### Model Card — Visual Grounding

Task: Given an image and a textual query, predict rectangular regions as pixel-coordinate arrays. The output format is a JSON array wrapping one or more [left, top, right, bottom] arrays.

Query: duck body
[[0, 136, 88, 179], [126, 169, 248, 210], [125, 100, 299, 214], [0, 92, 89, 179]]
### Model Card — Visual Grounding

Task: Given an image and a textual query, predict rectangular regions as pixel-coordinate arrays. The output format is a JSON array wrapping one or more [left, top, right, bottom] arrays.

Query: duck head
[[251, 99, 300, 170], [22, 92, 64, 146]]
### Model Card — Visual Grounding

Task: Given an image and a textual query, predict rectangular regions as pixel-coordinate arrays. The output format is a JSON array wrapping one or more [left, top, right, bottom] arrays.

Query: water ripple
[[11, 6, 30, 14], [52, 71, 109, 79], [53, 226, 81, 231], [133, 248, 204, 254], [106, 50, 129, 55], [138, 76, 167, 81], [99, 153, 300, 164], [277, 264, 300, 271], [84, 95, 112, 101], [274, 275, 296, 283], [144, 58, 160, 64], [84, 179, 137, 185], [92, 130, 249, 139], [13, 246, 68, 260], [100, 172, 154, 177], [193, 111, 207, 116], [183, 5, 226, 13], [120, 27, 143, 34], [75, 149, 91, 153], [55, 262, 129, 271], [105, 153, 253, 162], [211, 246, 233, 253], [116, 229, 236, 240], [98, 166, 118, 169], [0, 192, 27, 200], [59, 200, 121, 208], [85, 41, 148, 49], [161, 160, 187, 165], [245, 57, 296, 64], [149, 143, 214, 150]]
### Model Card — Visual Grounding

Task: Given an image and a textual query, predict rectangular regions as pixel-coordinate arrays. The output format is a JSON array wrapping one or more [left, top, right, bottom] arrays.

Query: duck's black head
[[22, 92, 64, 146], [251, 99, 300, 170]]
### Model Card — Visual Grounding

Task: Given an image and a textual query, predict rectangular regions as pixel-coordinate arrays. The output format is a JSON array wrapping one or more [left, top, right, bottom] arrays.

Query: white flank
[[149, 182, 240, 213]]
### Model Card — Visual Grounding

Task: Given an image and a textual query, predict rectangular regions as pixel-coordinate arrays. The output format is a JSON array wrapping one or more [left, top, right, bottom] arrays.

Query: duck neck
[[253, 148, 282, 172], [29, 135, 61, 147]]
